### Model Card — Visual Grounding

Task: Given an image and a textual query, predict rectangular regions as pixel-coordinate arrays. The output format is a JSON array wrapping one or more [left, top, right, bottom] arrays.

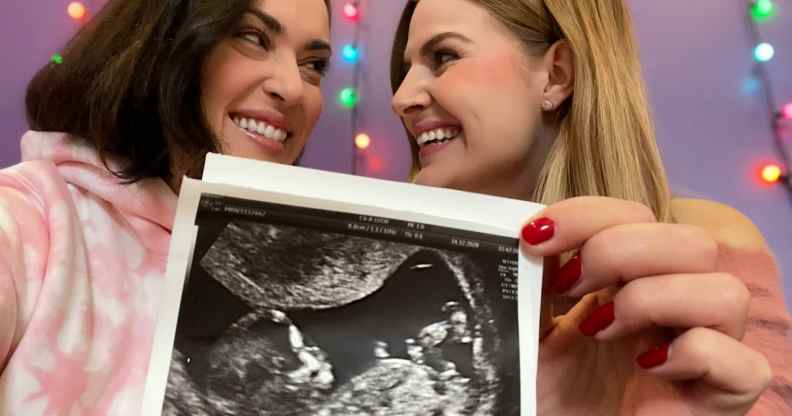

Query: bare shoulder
[[670, 198, 768, 252]]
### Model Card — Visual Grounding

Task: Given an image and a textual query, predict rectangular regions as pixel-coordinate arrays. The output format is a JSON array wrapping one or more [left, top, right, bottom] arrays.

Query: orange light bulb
[[68, 2, 87, 20], [761, 164, 782, 184], [355, 133, 371, 150]]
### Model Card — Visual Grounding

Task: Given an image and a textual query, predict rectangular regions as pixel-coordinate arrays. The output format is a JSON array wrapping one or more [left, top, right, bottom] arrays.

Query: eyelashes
[[237, 28, 272, 50], [400, 48, 461, 77], [301, 58, 330, 78], [235, 28, 330, 80], [432, 48, 460, 69]]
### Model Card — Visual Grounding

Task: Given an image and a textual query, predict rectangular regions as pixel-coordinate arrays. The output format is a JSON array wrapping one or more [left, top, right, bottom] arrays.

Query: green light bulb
[[339, 88, 359, 109], [751, 0, 775, 23]]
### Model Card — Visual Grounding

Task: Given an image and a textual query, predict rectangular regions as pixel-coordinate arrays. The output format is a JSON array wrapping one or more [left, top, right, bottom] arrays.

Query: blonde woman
[[391, 0, 791, 413]]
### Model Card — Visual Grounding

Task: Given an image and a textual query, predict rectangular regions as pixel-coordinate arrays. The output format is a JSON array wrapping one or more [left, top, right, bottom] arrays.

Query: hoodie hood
[[20, 130, 177, 238]]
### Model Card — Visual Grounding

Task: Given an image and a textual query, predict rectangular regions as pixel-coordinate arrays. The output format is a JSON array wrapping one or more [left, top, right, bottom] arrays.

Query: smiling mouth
[[416, 127, 461, 147], [231, 114, 293, 144]]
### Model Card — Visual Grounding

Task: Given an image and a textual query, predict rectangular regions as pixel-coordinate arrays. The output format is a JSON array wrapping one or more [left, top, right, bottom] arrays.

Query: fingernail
[[579, 301, 615, 337], [637, 343, 670, 369], [521, 217, 555, 245], [553, 254, 582, 294]]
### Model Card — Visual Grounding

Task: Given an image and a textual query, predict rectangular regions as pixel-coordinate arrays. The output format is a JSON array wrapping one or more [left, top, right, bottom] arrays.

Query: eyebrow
[[246, 9, 284, 35], [404, 32, 473, 64], [245, 9, 332, 54], [305, 39, 332, 54]]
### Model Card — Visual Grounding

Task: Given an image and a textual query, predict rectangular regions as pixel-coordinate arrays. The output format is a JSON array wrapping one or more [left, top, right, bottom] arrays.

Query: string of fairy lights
[[748, 0, 792, 201], [53, 1, 792, 189], [50, 2, 89, 67], [337, 1, 373, 175]]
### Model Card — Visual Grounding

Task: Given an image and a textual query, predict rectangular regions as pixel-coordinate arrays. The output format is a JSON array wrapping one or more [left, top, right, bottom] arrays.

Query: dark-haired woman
[[0, 0, 331, 413]]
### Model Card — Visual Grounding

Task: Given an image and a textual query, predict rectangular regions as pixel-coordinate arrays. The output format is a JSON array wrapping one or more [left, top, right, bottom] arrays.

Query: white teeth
[[232, 116, 288, 143], [416, 127, 460, 146]]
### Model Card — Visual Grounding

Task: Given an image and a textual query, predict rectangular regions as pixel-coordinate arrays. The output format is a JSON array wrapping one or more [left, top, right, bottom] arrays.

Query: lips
[[418, 138, 459, 162]]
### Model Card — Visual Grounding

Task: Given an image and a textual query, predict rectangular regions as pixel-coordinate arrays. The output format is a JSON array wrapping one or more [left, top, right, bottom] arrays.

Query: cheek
[[305, 88, 324, 125], [440, 53, 527, 95], [202, 46, 257, 121], [202, 59, 236, 125], [435, 53, 537, 131], [438, 54, 539, 147]]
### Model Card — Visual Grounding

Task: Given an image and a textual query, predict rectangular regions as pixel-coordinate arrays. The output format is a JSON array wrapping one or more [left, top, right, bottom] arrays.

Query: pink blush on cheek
[[431, 52, 536, 148], [483, 52, 530, 82], [434, 53, 535, 122], [444, 52, 528, 87]]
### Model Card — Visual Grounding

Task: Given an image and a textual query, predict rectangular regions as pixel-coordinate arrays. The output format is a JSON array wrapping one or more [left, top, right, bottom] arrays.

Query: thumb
[[540, 255, 560, 338], [539, 254, 602, 341]]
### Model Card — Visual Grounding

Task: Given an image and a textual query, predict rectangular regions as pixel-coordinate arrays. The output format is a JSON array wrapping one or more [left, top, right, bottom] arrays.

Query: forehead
[[405, 0, 497, 51], [253, 0, 330, 39]]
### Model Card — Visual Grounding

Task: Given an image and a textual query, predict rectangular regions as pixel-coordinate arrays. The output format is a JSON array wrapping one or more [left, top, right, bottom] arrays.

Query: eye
[[300, 58, 331, 84], [432, 49, 459, 69], [237, 29, 272, 50], [302, 58, 330, 77]]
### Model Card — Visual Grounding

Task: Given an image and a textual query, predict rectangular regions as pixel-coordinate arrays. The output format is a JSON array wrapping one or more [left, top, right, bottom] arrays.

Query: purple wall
[[631, 2, 792, 311], [1, 1, 790, 308], [0, 0, 82, 164]]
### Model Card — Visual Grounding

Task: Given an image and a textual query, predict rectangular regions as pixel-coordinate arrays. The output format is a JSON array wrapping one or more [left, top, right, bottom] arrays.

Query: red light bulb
[[782, 102, 792, 120], [344, 3, 360, 22]]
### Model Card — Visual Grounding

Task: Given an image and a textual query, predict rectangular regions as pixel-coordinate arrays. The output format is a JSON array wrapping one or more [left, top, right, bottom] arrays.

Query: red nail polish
[[521, 217, 555, 245], [553, 254, 582, 293], [579, 301, 615, 337], [637, 343, 670, 369]]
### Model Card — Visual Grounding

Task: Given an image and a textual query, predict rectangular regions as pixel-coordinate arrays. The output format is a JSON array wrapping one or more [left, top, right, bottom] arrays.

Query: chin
[[417, 169, 507, 200], [413, 167, 463, 192], [413, 167, 442, 187]]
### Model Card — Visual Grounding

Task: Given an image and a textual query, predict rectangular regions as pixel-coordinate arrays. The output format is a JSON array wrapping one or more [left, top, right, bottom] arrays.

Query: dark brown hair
[[26, 0, 331, 183]]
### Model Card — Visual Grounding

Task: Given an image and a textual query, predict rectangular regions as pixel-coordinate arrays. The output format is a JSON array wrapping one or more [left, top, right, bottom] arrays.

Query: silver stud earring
[[542, 99, 555, 111]]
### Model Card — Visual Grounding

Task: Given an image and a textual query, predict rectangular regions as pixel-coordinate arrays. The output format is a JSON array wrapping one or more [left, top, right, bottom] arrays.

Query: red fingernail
[[521, 217, 555, 245], [637, 343, 670, 369], [579, 301, 615, 336], [553, 254, 582, 293]]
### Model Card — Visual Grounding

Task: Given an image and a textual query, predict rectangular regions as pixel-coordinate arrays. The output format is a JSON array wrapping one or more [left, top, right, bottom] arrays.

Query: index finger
[[519, 196, 657, 257]]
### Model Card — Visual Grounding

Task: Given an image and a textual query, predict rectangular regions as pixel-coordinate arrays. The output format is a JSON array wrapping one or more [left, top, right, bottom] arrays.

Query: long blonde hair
[[391, 0, 672, 221]]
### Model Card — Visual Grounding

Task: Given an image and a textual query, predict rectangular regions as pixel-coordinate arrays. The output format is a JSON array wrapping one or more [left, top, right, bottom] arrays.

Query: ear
[[542, 40, 574, 108]]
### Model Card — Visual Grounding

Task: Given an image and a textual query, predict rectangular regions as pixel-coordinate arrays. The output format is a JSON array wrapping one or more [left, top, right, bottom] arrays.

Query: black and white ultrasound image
[[162, 200, 519, 415]]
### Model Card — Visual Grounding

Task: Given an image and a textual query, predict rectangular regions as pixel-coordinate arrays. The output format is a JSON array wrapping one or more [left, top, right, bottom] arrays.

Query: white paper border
[[141, 155, 544, 416]]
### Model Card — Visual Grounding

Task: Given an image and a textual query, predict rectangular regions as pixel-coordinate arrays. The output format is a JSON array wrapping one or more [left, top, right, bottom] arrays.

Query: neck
[[493, 121, 559, 202]]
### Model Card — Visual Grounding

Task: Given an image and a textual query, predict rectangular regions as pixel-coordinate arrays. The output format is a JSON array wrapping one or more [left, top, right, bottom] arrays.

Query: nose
[[263, 56, 305, 107], [391, 67, 432, 118]]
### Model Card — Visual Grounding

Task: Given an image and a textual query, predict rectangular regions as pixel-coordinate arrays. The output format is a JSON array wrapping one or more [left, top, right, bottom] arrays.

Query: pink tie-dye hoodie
[[0, 131, 176, 415]]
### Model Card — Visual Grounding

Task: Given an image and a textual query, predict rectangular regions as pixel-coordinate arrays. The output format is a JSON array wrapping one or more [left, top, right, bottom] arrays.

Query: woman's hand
[[521, 197, 772, 415]]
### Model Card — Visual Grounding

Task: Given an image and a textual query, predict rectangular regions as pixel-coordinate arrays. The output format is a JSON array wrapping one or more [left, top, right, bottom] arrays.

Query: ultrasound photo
[[160, 194, 520, 415]]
